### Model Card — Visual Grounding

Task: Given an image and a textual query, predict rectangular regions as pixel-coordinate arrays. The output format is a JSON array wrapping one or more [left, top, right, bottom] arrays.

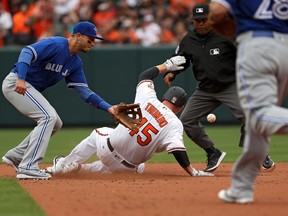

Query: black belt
[[107, 138, 136, 169]]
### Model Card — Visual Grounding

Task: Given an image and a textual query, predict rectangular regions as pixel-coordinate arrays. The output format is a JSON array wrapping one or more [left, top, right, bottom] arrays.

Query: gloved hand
[[164, 56, 186, 72], [192, 168, 214, 177], [112, 102, 142, 130]]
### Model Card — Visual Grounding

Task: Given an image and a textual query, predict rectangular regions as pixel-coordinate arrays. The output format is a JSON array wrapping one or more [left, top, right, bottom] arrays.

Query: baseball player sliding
[[45, 56, 214, 177]]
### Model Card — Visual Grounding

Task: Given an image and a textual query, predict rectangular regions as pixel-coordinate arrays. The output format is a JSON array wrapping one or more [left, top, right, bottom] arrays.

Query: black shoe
[[204, 149, 226, 172], [262, 155, 275, 170]]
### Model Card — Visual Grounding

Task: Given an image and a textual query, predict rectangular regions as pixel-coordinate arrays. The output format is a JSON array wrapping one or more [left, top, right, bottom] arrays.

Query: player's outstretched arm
[[138, 56, 186, 82], [172, 150, 214, 177]]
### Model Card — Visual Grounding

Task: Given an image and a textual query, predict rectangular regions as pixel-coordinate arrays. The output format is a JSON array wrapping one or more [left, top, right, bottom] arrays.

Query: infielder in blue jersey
[[2, 21, 123, 180], [209, 0, 288, 204]]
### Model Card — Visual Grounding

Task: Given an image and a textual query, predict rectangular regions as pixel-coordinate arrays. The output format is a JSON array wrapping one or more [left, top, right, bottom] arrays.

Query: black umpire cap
[[192, 3, 209, 19]]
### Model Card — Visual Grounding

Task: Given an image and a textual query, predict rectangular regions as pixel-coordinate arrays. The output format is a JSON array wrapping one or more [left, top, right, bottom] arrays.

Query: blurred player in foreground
[[45, 56, 214, 177], [2, 21, 135, 180], [209, 0, 288, 203]]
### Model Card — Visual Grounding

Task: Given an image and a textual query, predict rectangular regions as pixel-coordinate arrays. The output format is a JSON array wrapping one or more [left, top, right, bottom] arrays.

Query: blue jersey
[[213, 0, 288, 35], [12, 36, 88, 92]]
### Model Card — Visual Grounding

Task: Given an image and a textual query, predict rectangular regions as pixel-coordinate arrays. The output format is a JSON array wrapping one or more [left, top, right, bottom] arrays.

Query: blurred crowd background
[[0, 0, 207, 47]]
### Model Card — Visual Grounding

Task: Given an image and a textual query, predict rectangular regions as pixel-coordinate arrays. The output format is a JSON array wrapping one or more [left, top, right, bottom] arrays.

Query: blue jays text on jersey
[[44, 63, 69, 76]]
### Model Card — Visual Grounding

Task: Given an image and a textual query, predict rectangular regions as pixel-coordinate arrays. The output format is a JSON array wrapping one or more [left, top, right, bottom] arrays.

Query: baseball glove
[[113, 103, 142, 130]]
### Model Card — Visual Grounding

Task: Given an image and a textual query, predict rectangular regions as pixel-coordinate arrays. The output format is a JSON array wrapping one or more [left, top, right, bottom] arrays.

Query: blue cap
[[73, 21, 104, 40]]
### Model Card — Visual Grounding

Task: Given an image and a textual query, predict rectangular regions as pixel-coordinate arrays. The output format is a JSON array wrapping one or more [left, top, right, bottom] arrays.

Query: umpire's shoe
[[262, 154, 275, 170], [204, 148, 226, 172]]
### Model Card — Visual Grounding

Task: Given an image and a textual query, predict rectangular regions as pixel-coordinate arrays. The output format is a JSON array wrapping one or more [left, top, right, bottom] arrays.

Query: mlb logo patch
[[196, 8, 204, 13], [210, 48, 220, 55], [171, 97, 177, 104]]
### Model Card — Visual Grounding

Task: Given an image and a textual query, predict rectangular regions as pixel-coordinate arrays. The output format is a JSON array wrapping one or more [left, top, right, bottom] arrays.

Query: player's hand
[[192, 168, 214, 177], [163, 73, 175, 87], [107, 105, 118, 115], [164, 56, 186, 72], [109, 103, 142, 130], [15, 79, 27, 95]]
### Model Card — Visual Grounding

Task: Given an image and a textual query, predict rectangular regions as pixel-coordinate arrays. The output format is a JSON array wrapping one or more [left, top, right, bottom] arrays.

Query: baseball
[[207, 114, 216, 123]]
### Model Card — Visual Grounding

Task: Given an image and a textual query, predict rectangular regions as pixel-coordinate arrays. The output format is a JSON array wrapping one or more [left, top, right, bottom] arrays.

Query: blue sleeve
[[73, 86, 112, 111], [18, 47, 34, 65], [16, 48, 34, 80], [17, 62, 29, 80]]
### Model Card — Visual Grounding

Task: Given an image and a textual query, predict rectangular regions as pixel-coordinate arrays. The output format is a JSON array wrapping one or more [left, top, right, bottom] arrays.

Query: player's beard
[[80, 47, 90, 53]]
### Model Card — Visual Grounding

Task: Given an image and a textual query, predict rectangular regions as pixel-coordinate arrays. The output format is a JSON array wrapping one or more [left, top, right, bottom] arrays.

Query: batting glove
[[192, 168, 214, 177], [164, 56, 186, 72]]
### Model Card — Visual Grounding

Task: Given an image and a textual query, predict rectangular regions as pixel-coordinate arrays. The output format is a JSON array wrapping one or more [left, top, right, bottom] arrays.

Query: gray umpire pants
[[2, 72, 62, 170], [180, 82, 245, 149]]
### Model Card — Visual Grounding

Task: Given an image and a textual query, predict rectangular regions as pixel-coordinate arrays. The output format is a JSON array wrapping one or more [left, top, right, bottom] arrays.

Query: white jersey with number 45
[[109, 80, 186, 165]]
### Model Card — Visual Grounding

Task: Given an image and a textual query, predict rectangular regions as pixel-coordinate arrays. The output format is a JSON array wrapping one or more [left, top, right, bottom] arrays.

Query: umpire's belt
[[107, 138, 136, 169]]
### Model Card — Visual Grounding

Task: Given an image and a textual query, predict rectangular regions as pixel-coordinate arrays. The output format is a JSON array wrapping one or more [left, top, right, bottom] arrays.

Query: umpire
[[164, 3, 274, 172]]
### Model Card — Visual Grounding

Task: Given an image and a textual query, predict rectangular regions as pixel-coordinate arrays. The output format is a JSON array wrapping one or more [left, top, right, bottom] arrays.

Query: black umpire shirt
[[175, 30, 237, 93]]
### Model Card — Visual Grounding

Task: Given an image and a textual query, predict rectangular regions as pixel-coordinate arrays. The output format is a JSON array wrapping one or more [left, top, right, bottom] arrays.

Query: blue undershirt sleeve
[[17, 62, 29, 80], [87, 95, 112, 111], [17, 48, 34, 80], [18, 47, 34, 64], [73, 86, 112, 111]]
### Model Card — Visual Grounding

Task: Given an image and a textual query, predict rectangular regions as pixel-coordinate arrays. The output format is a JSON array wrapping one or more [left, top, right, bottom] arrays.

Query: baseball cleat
[[42, 166, 54, 174], [218, 190, 253, 204], [262, 155, 275, 170], [204, 150, 226, 172], [42, 155, 64, 174], [17, 169, 51, 180], [136, 163, 145, 174], [44, 156, 80, 174], [2, 156, 19, 172]]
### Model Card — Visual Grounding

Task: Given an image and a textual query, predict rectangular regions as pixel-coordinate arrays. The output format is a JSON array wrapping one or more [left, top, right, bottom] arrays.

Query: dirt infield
[[1, 163, 287, 216]]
